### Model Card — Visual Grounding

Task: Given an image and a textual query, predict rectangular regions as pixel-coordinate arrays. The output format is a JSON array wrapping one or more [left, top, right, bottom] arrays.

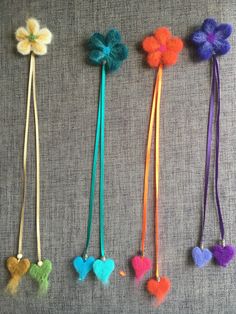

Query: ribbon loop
[[85, 63, 106, 258], [18, 53, 42, 263], [201, 55, 225, 246], [141, 64, 163, 277]]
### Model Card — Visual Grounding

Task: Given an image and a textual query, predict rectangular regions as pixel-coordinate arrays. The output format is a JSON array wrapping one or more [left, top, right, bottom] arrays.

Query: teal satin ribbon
[[85, 63, 106, 258]]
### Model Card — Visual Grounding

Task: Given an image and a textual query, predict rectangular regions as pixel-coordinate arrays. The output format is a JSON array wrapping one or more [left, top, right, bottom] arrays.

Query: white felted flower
[[15, 18, 52, 56]]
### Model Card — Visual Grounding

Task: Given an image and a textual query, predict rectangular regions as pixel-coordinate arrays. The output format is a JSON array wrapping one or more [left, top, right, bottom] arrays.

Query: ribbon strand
[[99, 63, 106, 258], [32, 54, 42, 262], [141, 65, 163, 278], [155, 65, 163, 278]]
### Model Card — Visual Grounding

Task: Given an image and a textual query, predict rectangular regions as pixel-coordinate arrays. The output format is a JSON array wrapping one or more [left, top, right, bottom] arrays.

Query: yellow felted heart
[[5, 256, 30, 295]]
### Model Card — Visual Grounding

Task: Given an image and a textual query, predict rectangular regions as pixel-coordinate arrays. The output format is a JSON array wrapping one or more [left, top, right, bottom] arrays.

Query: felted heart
[[5, 256, 31, 295], [73, 256, 95, 281], [131, 255, 152, 282], [29, 259, 52, 294], [147, 277, 171, 305], [6, 256, 30, 277], [211, 244, 235, 267], [93, 258, 115, 284], [192, 246, 212, 268]]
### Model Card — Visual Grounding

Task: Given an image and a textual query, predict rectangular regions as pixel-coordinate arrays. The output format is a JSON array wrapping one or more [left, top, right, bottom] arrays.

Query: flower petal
[[88, 33, 106, 51], [202, 18, 217, 34], [142, 36, 160, 53], [88, 49, 106, 65], [105, 56, 122, 72], [37, 28, 52, 44], [146, 51, 162, 68], [15, 27, 29, 41], [215, 24, 232, 40], [110, 43, 128, 61], [105, 29, 121, 47], [154, 27, 171, 45], [166, 37, 183, 53], [31, 41, 47, 55], [190, 30, 207, 45], [161, 50, 178, 66], [17, 39, 31, 55], [26, 18, 40, 35], [197, 42, 213, 60], [213, 39, 230, 55]]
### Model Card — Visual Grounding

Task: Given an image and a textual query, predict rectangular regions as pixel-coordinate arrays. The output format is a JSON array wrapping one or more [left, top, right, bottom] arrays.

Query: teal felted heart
[[93, 258, 115, 284], [29, 259, 52, 295], [72, 256, 95, 281]]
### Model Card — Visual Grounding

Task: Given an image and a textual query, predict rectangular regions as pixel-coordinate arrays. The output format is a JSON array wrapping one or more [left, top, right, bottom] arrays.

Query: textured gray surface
[[1, 0, 236, 313]]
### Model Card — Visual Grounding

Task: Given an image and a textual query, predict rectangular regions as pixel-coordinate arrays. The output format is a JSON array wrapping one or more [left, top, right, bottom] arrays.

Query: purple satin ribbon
[[201, 55, 224, 246]]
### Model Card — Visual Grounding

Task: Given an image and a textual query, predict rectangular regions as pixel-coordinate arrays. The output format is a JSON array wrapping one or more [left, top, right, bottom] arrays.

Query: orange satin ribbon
[[141, 64, 163, 279]]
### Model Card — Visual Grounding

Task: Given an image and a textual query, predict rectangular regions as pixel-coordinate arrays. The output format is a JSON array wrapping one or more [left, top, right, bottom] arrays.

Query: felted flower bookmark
[[131, 27, 183, 305], [5, 18, 52, 295], [190, 18, 235, 268], [72, 29, 128, 284]]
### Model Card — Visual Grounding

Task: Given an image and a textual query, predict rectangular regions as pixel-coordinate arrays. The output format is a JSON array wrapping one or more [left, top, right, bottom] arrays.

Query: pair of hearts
[[73, 256, 115, 284], [131, 255, 171, 304], [6, 257, 52, 295], [192, 245, 235, 268]]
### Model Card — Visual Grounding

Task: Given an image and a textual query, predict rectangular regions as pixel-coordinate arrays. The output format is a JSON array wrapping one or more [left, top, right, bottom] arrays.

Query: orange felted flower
[[142, 27, 183, 68]]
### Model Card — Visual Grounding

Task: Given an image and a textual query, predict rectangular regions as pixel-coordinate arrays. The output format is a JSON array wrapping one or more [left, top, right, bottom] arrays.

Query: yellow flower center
[[28, 33, 37, 42]]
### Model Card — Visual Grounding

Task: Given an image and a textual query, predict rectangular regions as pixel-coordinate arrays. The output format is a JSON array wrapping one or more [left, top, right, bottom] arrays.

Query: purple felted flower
[[190, 18, 232, 60]]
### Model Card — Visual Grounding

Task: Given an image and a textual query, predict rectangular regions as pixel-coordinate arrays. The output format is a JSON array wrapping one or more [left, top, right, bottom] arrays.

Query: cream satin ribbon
[[18, 52, 42, 264]]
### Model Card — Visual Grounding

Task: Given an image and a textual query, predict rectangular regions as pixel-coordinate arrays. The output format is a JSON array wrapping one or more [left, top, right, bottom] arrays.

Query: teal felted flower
[[88, 29, 128, 73]]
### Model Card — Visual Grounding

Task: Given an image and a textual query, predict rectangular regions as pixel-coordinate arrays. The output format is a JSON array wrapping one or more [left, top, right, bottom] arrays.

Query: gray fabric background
[[1, 0, 236, 313]]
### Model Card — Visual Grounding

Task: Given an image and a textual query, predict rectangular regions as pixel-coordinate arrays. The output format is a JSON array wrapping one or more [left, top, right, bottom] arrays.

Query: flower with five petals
[[16, 18, 52, 56], [190, 18, 232, 60], [88, 29, 128, 73], [142, 27, 183, 68]]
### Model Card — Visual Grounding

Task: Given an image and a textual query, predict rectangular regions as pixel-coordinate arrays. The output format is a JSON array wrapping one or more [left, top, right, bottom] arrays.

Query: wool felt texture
[[142, 27, 183, 68], [88, 29, 128, 72], [192, 247, 213, 268], [72, 256, 95, 281], [211, 245, 235, 267], [93, 259, 115, 284], [2, 1, 236, 313], [190, 18, 232, 60], [16, 18, 52, 55], [131, 255, 152, 282], [29, 259, 52, 295], [5, 257, 31, 295], [146, 277, 171, 306]]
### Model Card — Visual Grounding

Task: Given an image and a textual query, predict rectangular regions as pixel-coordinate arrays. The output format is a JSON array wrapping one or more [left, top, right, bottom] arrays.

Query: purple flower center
[[207, 33, 216, 44], [159, 44, 167, 52]]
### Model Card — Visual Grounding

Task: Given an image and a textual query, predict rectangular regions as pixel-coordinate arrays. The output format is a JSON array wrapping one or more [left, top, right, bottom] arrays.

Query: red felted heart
[[131, 255, 152, 282], [146, 276, 171, 305]]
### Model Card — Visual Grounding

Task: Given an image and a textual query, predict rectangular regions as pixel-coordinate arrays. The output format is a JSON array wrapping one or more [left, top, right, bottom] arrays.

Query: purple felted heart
[[192, 246, 212, 268], [211, 244, 235, 267]]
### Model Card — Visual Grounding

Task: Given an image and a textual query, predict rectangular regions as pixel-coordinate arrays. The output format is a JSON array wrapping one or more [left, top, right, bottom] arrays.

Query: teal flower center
[[103, 46, 111, 56], [28, 33, 37, 42]]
